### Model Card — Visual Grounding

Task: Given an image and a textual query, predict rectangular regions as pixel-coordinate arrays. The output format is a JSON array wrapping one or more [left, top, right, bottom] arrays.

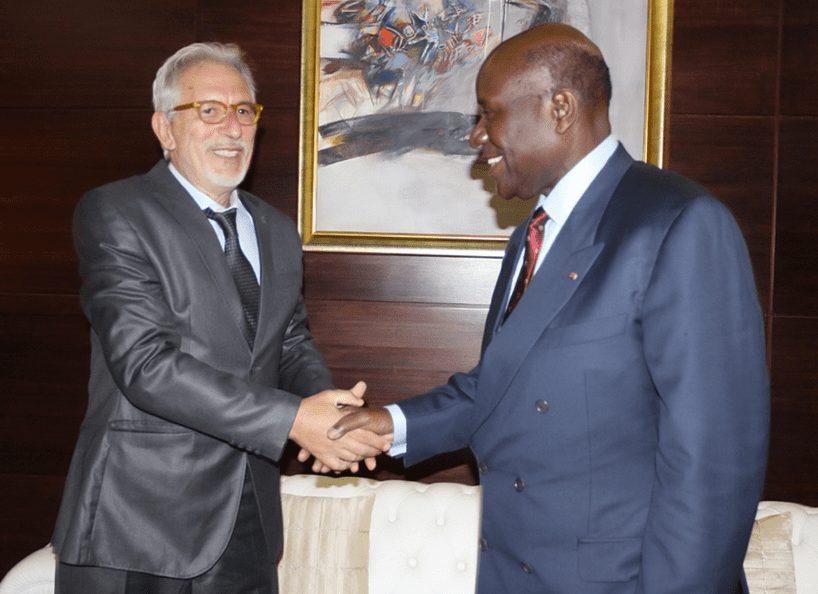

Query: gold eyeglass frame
[[173, 100, 264, 126]]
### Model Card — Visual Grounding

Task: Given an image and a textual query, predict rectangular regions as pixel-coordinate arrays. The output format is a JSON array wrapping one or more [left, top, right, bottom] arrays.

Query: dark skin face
[[469, 23, 610, 201], [470, 65, 566, 200]]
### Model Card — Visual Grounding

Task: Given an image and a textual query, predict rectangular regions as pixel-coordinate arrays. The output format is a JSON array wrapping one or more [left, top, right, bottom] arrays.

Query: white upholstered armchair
[[2, 476, 816, 594]]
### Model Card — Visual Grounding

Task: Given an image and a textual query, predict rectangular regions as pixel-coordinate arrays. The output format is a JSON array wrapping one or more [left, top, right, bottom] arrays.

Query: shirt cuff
[[384, 403, 407, 457]]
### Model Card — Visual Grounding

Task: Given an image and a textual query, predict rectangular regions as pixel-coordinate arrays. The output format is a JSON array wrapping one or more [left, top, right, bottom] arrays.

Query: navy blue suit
[[398, 145, 769, 593]]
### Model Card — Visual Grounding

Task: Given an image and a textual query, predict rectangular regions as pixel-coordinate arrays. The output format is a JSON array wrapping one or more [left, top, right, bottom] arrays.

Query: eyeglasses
[[172, 100, 264, 126]]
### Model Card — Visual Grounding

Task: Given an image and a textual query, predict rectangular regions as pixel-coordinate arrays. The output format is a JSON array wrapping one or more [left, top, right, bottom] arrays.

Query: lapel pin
[[569, 272, 578, 280]]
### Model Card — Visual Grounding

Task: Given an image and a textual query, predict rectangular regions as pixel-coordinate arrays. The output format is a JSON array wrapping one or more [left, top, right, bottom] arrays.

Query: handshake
[[288, 381, 395, 473]]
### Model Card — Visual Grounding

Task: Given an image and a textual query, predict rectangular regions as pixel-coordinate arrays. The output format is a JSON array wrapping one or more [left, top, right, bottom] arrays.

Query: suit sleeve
[[277, 289, 334, 397], [73, 188, 322, 462], [399, 364, 481, 465], [398, 227, 520, 466], [637, 196, 770, 593]]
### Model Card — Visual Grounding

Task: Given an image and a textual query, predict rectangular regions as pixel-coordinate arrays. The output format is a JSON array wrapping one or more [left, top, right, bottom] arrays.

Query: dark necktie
[[204, 208, 260, 346], [504, 207, 549, 321]]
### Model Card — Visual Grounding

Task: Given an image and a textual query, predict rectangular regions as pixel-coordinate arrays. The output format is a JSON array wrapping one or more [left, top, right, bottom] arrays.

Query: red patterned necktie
[[504, 207, 548, 321]]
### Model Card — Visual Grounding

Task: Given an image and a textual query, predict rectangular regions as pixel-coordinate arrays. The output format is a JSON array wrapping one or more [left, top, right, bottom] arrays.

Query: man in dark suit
[[331, 23, 770, 593], [51, 42, 389, 594]]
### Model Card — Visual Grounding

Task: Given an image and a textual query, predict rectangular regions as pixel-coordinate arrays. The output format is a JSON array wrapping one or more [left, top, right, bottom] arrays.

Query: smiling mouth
[[212, 148, 242, 158], [486, 155, 503, 166]]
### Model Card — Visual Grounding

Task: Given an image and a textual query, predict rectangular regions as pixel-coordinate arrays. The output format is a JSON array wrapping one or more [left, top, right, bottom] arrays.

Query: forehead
[[177, 61, 251, 100], [476, 59, 544, 108]]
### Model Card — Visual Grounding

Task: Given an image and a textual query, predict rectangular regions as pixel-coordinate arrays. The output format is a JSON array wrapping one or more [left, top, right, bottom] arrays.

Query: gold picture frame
[[299, 0, 674, 254]]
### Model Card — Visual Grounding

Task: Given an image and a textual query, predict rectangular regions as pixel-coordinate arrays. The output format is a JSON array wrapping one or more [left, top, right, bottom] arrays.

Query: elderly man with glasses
[[50, 42, 389, 594]]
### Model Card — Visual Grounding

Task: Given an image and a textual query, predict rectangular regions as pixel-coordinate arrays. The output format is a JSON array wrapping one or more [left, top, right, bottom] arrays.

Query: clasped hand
[[289, 381, 393, 473]]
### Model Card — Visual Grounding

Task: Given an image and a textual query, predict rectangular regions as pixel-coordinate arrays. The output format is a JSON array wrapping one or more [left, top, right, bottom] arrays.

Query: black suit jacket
[[52, 160, 333, 578]]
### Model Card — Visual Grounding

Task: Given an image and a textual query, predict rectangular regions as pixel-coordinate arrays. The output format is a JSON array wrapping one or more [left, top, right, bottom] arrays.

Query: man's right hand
[[329, 407, 394, 441]]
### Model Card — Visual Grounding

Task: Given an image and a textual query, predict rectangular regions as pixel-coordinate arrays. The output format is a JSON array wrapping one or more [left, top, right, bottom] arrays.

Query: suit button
[[521, 562, 533, 573], [478, 463, 488, 474], [479, 538, 488, 551], [536, 400, 548, 412], [514, 478, 525, 492]]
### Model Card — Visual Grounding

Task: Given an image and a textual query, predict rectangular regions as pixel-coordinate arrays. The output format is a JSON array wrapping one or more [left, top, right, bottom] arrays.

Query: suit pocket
[[108, 420, 191, 434], [542, 313, 628, 349], [577, 537, 641, 582]]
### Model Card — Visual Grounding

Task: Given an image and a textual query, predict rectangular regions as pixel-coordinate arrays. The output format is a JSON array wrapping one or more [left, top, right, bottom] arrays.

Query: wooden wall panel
[[0, 476, 66, 577], [0, 295, 87, 477], [780, 0, 818, 115], [0, 1, 196, 108], [767, 317, 818, 505], [671, 0, 779, 115], [773, 118, 818, 315], [666, 116, 774, 308], [0, 111, 159, 295], [303, 253, 501, 305], [306, 301, 485, 397]]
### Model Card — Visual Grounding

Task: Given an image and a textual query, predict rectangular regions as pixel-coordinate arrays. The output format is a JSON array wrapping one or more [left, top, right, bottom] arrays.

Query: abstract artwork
[[299, 0, 672, 253]]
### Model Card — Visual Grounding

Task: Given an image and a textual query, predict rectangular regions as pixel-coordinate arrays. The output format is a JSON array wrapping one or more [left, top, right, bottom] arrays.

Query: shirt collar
[[535, 135, 618, 225], [168, 162, 241, 212]]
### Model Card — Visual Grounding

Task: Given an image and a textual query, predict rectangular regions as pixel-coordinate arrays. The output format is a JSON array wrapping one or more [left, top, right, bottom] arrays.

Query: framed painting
[[299, 0, 673, 254]]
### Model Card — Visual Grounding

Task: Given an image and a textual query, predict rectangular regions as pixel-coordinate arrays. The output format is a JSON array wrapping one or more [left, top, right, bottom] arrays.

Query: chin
[[206, 168, 248, 190], [493, 183, 515, 201]]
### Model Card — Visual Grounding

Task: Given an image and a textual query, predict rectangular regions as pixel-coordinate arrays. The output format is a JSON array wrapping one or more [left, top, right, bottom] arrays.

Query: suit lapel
[[481, 229, 524, 352], [471, 145, 634, 431], [145, 161, 254, 351]]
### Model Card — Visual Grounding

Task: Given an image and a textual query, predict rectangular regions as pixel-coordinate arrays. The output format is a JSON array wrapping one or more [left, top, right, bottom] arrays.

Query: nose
[[220, 108, 243, 138], [470, 116, 487, 150]]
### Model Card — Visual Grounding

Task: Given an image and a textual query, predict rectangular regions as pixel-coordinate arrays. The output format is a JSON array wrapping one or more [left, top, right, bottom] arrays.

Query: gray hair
[[152, 42, 257, 114]]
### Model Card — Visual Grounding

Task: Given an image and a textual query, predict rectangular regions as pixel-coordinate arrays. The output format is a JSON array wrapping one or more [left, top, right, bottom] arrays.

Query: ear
[[151, 111, 177, 153], [550, 89, 579, 134]]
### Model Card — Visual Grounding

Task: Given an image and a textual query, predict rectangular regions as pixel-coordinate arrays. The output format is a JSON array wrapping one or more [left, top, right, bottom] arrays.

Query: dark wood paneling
[[666, 115, 774, 308], [781, 0, 818, 116], [198, 0, 305, 112], [304, 252, 502, 305], [671, 0, 779, 115], [0, 295, 88, 476], [0, 1, 196, 108], [766, 316, 818, 506], [306, 300, 485, 396], [0, 110, 160, 295], [773, 118, 818, 316], [0, 475, 65, 577], [0, 415, 82, 478]]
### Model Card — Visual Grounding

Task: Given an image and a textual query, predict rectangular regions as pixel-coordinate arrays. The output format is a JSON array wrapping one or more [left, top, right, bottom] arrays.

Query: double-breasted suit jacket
[[52, 160, 334, 579], [397, 145, 770, 593]]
